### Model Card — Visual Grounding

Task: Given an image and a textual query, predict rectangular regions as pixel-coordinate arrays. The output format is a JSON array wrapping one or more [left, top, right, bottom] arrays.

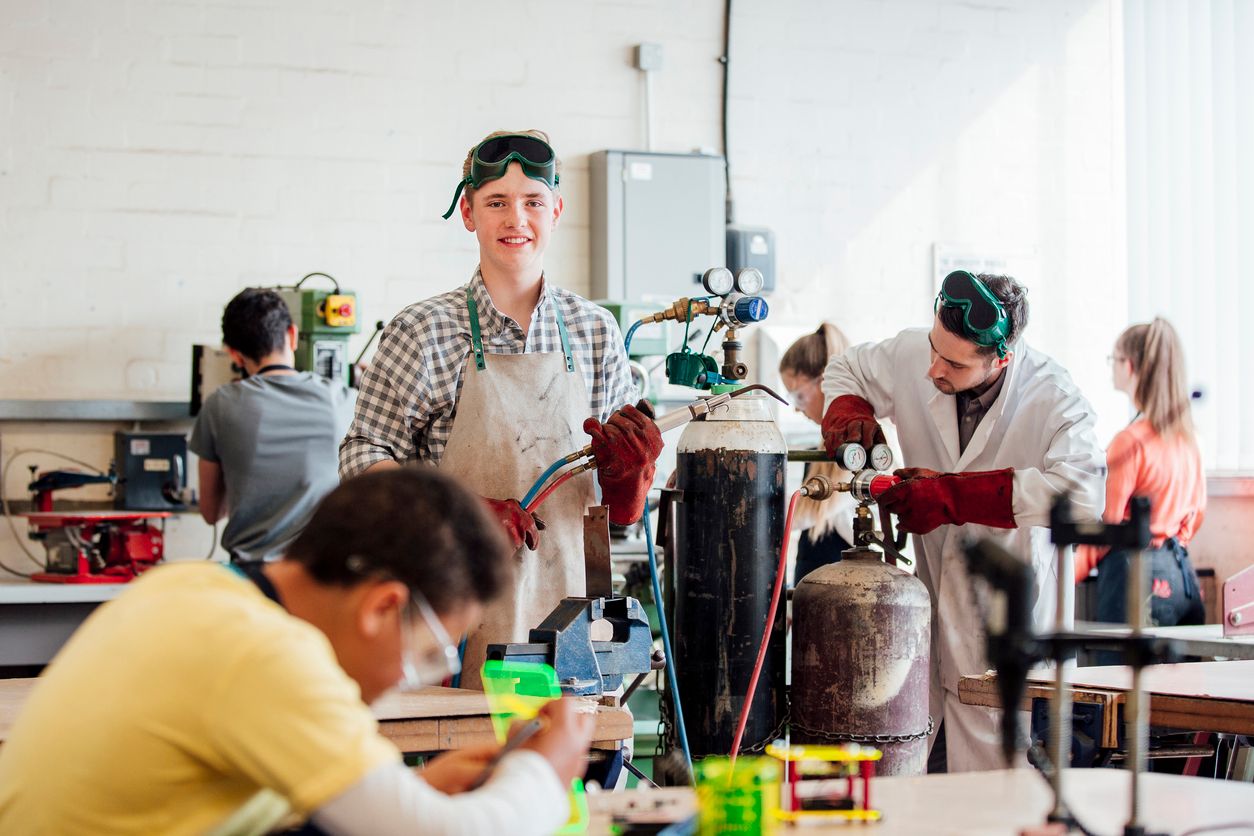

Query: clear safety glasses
[[442, 134, 560, 219], [934, 270, 1011, 359], [398, 587, 461, 691]]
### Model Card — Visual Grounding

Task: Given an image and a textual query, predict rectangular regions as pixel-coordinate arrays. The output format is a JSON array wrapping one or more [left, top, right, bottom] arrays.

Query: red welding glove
[[821, 395, 887, 458], [481, 496, 544, 552], [583, 400, 664, 526], [876, 467, 1017, 535]]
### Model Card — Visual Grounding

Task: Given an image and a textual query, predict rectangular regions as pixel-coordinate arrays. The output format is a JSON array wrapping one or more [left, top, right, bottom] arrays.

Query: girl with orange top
[[1077, 318, 1206, 635]]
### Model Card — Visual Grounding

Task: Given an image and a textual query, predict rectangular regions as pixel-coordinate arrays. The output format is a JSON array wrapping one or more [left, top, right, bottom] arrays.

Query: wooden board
[[0, 678, 632, 753], [959, 660, 1254, 745], [586, 769, 1254, 835], [1027, 659, 1254, 702]]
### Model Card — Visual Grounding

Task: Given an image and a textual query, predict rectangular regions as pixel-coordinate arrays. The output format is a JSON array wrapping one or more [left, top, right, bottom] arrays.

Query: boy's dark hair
[[937, 273, 1030, 357], [286, 468, 512, 613], [222, 288, 293, 363]]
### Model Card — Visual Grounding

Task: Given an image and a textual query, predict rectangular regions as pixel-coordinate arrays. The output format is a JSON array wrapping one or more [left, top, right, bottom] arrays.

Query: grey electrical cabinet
[[590, 150, 726, 301]]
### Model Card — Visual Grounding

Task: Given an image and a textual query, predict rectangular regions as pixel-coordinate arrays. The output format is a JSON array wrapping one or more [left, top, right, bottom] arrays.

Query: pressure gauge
[[834, 443, 867, 472], [701, 267, 735, 296], [869, 443, 894, 472], [734, 267, 765, 295]]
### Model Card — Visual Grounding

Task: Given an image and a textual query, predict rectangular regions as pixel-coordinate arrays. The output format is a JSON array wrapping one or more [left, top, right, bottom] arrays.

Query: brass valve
[[799, 474, 837, 501], [641, 297, 715, 324]]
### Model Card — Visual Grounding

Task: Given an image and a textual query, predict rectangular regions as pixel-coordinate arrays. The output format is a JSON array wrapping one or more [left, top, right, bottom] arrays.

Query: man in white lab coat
[[821, 271, 1104, 772]]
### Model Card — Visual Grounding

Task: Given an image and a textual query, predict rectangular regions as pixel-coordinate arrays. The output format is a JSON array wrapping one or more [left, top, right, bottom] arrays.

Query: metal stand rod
[[1125, 548, 1150, 834], [1048, 544, 1072, 821]]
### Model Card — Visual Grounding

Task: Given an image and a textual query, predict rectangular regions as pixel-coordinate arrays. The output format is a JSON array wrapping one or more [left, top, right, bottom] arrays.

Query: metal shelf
[[0, 400, 191, 422]]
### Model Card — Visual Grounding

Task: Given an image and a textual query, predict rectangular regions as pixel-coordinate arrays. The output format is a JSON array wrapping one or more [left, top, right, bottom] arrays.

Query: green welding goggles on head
[[442, 133, 560, 220], [935, 270, 1011, 358]]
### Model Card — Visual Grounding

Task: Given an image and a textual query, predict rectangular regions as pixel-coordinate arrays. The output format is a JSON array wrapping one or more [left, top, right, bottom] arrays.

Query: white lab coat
[[822, 328, 1105, 771]]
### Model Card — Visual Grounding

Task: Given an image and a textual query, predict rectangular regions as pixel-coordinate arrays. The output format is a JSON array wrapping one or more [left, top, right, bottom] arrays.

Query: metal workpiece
[[791, 547, 932, 775], [669, 390, 788, 757], [484, 595, 653, 697]]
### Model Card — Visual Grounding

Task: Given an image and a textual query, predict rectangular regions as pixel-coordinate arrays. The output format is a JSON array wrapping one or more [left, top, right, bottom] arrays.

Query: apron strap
[[465, 287, 488, 371], [553, 300, 575, 373], [464, 285, 574, 373]]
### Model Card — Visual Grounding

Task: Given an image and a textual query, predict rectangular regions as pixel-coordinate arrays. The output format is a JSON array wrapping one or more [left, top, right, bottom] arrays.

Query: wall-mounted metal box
[[590, 150, 726, 301]]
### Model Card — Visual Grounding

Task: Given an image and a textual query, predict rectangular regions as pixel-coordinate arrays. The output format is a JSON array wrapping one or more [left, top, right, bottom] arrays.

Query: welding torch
[[518, 383, 788, 514]]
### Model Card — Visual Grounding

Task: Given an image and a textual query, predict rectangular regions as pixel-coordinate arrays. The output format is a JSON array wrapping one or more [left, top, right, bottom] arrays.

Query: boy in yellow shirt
[[0, 468, 592, 835]]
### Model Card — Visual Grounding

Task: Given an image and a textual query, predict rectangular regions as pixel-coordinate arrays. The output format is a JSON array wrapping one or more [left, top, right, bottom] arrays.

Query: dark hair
[[779, 322, 850, 379], [221, 288, 293, 363], [286, 468, 513, 614], [937, 273, 1030, 357]]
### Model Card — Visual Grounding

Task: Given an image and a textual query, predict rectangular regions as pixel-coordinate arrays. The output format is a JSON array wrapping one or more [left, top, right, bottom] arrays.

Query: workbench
[[0, 680, 632, 754], [586, 768, 1254, 834], [959, 660, 1254, 748]]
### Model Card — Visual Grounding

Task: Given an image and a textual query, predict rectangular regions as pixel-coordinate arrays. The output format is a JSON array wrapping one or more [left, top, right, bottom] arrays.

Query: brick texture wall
[[0, 0, 1126, 575]]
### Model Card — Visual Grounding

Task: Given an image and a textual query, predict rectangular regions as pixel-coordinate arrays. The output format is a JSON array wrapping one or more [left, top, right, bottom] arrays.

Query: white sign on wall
[[931, 244, 1040, 297]]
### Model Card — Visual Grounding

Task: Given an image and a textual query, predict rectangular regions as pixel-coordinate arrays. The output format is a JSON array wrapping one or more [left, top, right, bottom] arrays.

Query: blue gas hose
[[521, 456, 569, 509], [642, 496, 693, 777], [623, 320, 644, 357]]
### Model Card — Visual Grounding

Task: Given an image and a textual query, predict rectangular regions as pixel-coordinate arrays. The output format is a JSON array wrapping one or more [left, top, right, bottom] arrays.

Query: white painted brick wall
[[1, 0, 1128, 577]]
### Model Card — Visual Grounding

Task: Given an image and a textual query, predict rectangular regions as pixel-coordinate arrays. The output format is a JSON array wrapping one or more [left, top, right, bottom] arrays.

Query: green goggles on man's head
[[934, 270, 1011, 358], [442, 134, 560, 220]]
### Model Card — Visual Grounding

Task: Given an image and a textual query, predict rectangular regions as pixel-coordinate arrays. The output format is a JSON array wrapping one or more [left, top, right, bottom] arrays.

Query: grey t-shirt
[[189, 373, 353, 562]]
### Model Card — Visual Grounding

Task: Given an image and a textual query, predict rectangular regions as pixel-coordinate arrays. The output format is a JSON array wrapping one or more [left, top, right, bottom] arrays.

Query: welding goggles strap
[[935, 270, 1011, 359], [442, 134, 560, 220]]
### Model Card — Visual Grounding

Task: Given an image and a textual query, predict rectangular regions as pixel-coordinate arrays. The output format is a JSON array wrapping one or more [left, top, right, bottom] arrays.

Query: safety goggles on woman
[[934, 270, 1011, 359], [442, 134, 560, 220], [398, 586, 461, 691]]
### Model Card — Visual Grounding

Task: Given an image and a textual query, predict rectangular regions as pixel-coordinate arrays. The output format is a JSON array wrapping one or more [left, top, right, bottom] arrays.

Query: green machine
[[275, 272, 361, 386]]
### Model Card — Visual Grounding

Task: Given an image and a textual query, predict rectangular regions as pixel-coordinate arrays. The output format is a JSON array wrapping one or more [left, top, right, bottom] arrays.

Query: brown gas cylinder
[[791, 545, 932, 775]]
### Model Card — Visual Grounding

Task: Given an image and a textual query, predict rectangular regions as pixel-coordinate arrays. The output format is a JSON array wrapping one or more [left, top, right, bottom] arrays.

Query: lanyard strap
[[226, 562, 284, 608], [256, 364, 296, 375], [464, 286, 573, 372]]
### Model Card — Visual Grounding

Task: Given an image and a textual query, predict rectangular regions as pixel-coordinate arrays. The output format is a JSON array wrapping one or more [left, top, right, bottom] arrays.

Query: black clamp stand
[[964, 494, 1176, 836]]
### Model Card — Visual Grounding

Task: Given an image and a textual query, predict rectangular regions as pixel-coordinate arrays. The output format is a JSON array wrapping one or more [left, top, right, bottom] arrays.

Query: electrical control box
[[726, 225, 776, 293], [276, 287, 361, 385], [590, 150, 726, 302], [114, 432, 188, 511]]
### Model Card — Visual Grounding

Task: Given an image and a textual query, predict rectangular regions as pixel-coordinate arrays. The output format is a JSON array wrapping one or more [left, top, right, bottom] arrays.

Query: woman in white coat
[[821, 271, 1105, 773]]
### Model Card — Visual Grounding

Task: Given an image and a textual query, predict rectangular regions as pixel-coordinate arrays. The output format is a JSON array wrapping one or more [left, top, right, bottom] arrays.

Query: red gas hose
[[728, 489, 802, 769], [524, 467, 582, 514]]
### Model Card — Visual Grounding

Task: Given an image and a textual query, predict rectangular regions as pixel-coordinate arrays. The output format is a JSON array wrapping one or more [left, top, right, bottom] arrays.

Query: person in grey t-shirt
[[190, 288, 353, 563]]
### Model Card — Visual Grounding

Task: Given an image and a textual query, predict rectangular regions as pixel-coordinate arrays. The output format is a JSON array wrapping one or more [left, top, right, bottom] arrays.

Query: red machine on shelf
[[22, 467, 168, 584]]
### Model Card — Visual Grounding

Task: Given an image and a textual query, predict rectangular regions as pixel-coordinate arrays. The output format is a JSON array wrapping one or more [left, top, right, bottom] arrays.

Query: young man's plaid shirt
[[339, 270, 636, 477]]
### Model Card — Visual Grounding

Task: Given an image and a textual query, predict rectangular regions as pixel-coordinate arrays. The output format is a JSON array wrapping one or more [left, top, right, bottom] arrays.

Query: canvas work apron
[[439, 289, 597, 691]]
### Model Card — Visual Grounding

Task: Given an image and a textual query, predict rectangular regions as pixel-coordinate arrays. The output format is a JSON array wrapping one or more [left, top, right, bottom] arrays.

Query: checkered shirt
[[339, 270, 636, 477]]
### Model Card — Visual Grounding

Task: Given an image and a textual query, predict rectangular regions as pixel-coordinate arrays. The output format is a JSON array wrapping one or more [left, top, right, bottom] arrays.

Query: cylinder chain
[[790, 715, 935, 745]]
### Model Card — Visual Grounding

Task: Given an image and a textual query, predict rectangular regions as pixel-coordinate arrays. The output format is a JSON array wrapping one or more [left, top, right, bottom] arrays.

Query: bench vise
[[485, 595, 653, 697]]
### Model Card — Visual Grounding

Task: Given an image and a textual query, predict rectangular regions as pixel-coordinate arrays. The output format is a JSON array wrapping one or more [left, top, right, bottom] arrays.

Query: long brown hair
[[780, 323, 852, 541], [1116, 317, 1194, 441], [780, 322, 850, 380]]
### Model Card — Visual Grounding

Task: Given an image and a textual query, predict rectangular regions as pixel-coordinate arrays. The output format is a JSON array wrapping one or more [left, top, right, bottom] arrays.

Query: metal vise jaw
[[485, 595, 653, 697]]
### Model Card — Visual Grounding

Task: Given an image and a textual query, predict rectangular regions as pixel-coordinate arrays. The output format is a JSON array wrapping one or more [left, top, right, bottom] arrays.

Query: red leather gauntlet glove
[[583, 400, 664, 525], [821, 395, 887, 457], [481, 496, 543, 552], [876, 467, 1016, 535]]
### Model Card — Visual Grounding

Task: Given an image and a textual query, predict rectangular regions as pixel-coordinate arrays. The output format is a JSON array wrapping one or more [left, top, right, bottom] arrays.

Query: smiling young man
[[0, 468, 594, 836], [820, 271, 1105, 773], [340, 130, 661, 690]]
